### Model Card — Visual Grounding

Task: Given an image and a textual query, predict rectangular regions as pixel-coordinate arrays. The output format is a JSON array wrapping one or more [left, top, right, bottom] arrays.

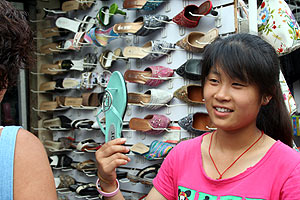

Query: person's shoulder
[[15, 128, 46, 158], [17, 128, 43, 145], [274, 141, 300, 163]]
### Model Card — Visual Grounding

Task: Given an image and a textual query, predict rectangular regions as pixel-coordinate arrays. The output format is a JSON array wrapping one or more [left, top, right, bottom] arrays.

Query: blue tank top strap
[[0, 126, 22, 200]]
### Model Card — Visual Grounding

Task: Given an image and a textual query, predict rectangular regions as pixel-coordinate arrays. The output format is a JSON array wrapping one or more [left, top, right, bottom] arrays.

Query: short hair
[[0, 0, 34, 89]]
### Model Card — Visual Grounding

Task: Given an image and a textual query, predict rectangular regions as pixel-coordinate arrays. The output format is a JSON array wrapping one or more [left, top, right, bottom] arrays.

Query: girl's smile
[[213, 105, 234, 118], [204, 66, 263, 132]]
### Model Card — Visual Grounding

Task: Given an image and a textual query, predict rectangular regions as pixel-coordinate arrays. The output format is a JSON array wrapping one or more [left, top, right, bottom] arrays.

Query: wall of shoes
[[31, 0, 237, 199]]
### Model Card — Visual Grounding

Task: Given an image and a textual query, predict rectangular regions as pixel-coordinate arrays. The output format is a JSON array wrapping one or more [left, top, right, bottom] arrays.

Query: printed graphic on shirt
[[178, 186, 197, 200], [245, 198, 264, 200], [198, 192, 218, 200], [178, 186, 265, 200], [219, 196, 242, 200]]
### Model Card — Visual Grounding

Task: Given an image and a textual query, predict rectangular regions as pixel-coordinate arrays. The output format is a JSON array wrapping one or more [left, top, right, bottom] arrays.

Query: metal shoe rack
[[31, 0, 237, 199]]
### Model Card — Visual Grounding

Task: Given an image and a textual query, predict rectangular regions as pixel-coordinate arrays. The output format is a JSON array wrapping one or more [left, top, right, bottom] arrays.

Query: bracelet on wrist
[[96, 178, 119, 197]]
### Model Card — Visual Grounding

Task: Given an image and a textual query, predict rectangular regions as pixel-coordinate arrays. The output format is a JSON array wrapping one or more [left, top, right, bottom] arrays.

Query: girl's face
[[203, 66, 264, 132]]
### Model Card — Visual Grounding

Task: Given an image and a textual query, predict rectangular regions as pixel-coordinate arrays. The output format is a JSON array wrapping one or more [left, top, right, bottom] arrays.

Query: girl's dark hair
[[0, 0, 34, 89], [201, 33, 293, 147]]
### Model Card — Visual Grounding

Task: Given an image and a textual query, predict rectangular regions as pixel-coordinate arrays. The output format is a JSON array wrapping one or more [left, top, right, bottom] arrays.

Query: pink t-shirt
[[153, 133, 300, 200]]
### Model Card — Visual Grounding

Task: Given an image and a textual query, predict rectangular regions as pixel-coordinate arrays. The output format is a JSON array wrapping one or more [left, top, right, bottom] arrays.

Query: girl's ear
[[261, 95, 272, 105]]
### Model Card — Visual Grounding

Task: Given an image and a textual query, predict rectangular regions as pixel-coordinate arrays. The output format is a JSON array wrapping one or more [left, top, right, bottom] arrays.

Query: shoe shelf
[[31, 0, 237, 199]]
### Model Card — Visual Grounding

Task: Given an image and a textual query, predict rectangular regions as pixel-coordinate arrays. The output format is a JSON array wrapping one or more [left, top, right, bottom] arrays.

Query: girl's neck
[[214, 126, 262, 153]]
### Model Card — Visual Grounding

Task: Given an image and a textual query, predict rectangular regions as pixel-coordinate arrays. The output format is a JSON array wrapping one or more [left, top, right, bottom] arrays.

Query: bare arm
[[146, 187, 167, 200], [95, 138, 167, 200], [13, 129, 57, 200]]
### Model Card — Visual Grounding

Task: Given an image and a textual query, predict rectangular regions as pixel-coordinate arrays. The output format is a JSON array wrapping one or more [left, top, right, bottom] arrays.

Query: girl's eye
[[209, 79, 219, 83], [232, 82, 245, 87]]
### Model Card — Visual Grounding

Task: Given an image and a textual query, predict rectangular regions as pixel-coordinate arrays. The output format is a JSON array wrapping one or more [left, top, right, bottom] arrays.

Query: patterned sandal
[[85, 26, 119, 47], [123, 40, 175, 60], [123, 0, 164, 11], [113, 15, 169, 36], [129, 114, 171, 135], [130, 140, 174, 160], [124, 66, 174, 86]]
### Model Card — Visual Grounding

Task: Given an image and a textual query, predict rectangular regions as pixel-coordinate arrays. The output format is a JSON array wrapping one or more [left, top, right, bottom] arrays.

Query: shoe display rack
[[31, 0, 237, 199]]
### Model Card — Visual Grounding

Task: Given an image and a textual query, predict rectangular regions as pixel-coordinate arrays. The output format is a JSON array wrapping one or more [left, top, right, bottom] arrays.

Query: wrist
[[96, 178, 120, 198], [99, 180, 118, 193], [97, 172, 118, 193]]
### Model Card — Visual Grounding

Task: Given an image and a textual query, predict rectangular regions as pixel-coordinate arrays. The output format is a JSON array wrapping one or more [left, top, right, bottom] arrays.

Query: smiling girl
[[95, 34, 300, 200]]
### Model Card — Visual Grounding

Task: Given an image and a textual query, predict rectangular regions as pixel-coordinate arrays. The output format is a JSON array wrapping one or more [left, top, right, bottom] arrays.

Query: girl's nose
[[214, 85, 231, 102]]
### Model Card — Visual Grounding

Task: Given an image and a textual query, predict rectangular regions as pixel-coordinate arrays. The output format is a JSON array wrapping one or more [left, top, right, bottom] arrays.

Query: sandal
[[178, 112, 215, 134], [96, 71, 128, 142], [55, 175, 76, 189], [123, 40, 175, 60], [39, 78, 81, 92], [43, 115, 72, 129], [71, 119, 95, 129], [98, 70, 112, 88], [172, 0, 213, 28], [127, 164, 160, 185], [76, 138, 102, 152], [40, 60, 70, 75], [55, 15, 96, 33], [73, 183, 98, 196], [131, 140, 174, 160], [40, 27, 67, 38], [71, 159, 97, 172], [84, 26, 119, 47], [128, 89, 173, 109], [39, 42, 61, 55], [39, 100, 69, 111], [82, 92, 105, 107], [39, 72, 102, 91], [42, 54, 97, 74], [113, 15, 169, 36], [97, 3, 126, 26], [62, 0, 95, 12], [39, 96, 82, 111], [176, 28, 219, 53], [129, 114, 171, 135], [40, 39, 80, 54], [80, 72, 100, 89], [99, 48, 127, 69], [124, 66, 174, 86], [123, 0, 164, 11], [56, 96, 83, 107], [176, 59, 203, 80], [173, 84, 205, 105], [49, 154, 73, 169], [44, 137, 75, 152], [42, 7, 66, 23]]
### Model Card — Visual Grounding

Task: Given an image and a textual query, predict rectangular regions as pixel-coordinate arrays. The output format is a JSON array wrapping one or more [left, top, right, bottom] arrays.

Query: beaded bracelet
[[96, 178, 120, 197]]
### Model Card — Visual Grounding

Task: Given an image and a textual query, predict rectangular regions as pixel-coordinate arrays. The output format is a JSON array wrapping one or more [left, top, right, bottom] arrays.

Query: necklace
[[208, 130, 264, 180]]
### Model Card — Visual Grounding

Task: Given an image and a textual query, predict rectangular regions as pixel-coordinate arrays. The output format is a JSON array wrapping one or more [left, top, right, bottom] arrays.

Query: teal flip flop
[[96, 71, 127, 142]]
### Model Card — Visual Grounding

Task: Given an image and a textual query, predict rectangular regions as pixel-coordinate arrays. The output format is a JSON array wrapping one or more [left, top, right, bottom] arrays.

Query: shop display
[[32, 0, 237, 198]]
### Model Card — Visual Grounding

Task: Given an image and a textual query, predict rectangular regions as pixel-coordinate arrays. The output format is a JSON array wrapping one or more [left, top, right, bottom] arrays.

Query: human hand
[[95, 138, 130, 185]]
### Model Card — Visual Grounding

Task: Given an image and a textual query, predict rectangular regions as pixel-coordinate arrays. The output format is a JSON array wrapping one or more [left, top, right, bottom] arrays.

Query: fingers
[[105, 152, 131, 166], [95, 138, 131, 180], [103, 154, 130, 174], [97, 138, 130, 158]]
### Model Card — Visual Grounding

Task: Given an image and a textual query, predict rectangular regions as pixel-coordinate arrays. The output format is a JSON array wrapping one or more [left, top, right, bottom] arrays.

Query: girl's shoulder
[[274, 140, 300, 161]]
